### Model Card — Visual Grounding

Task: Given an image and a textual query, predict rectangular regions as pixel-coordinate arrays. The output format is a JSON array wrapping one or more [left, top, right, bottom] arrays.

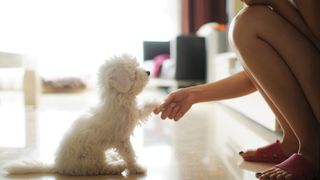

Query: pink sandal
[[240, 140, 289, 164], [275, 153, 317, 180]]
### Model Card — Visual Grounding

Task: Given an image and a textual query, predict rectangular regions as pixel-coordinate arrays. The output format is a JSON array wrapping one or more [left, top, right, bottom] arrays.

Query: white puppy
[[5, 54, 159, 176]]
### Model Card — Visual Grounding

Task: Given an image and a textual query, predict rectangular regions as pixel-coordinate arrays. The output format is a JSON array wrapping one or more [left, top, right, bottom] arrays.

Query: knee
[[229, 5, 272, 48]]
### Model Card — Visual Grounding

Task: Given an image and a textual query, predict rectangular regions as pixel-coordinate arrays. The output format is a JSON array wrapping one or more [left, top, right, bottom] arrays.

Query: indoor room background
[[0, 0, 180, 87]]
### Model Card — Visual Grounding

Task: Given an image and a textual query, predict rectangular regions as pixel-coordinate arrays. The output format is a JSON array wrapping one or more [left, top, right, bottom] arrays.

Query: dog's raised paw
[[144, 100, 161, 107], [143, 101, 161, 111]]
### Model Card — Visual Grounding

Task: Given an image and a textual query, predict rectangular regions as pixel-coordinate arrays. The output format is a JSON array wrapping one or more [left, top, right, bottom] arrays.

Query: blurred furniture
[[172, 35, 206, 86], [0, 52, 40, 107], [143, 35, 208, 88], [196, 23, 228, 82], [143, 41, 170, 62], [42, 77, 87, 93], [142, 41, 177, 89]]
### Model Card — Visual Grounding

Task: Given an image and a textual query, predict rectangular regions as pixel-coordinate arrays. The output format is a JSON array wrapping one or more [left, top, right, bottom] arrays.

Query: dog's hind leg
[[101, 161, 126, 175], [84, 152, 126, 175]]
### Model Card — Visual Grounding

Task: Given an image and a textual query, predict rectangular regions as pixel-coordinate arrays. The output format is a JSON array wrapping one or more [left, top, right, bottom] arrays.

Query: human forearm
[[187, 71, 257, 104]]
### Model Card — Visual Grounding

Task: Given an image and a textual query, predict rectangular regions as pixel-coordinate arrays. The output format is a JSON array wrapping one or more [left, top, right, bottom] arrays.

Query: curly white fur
[[4, 54, 159, 176]]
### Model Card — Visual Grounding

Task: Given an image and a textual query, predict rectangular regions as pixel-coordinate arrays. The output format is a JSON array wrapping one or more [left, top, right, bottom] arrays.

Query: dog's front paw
[[128, 164, 147, 175], [142, 101, 161, 113]]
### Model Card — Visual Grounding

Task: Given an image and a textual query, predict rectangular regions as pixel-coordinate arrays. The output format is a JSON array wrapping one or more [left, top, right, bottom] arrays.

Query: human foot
[[256, 153, 318, 180], [239, 140, 298, 164]]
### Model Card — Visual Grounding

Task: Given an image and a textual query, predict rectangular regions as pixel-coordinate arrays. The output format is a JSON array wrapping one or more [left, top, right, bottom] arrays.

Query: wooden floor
[[0, 87, 281, 180]]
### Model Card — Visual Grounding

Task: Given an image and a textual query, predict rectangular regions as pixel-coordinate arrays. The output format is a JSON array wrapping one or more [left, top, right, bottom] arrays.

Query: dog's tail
[[4, 161, 56, 175]]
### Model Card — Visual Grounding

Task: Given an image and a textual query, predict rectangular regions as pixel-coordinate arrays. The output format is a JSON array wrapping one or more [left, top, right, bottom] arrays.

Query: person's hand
[[153, 88, 194, 121]]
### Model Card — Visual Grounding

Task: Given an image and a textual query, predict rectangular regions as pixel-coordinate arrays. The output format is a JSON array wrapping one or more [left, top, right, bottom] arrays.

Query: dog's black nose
[[146, 71, 150, 76]]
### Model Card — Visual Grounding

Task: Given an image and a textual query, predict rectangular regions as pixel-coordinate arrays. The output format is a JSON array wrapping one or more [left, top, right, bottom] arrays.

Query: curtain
[[182, 0, 227, 34]]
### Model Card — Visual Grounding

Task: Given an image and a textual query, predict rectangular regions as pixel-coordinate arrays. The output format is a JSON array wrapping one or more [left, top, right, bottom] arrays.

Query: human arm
[[183, 71, 257, 103], [154, 71, 257, 121]]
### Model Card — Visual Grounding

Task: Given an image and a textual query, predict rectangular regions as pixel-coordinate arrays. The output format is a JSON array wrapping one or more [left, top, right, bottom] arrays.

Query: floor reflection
[[0, 89, 280, 180], [0, 92, 26, 148]]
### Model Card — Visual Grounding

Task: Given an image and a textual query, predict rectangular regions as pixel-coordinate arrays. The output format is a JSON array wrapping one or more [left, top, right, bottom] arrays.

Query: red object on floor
[[275, 153, 317, 180], [241, 140, 289, 164]]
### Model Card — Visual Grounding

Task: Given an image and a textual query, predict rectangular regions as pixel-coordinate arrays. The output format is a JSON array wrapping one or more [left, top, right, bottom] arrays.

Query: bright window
[[0, 0, 179, 77]]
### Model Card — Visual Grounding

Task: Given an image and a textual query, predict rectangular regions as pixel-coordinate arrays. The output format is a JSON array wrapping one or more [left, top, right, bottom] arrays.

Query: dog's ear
[[109, 67, 131, 93]]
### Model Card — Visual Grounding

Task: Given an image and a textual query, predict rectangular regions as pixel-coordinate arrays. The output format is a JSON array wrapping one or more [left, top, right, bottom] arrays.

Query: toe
[[276, 172, 286, 179], [240, 150, 255, 158], [256, 172, 262, 178], [269, 171, 281, 179], [285, 174, 293, 180], [258, 168, 278, 180]]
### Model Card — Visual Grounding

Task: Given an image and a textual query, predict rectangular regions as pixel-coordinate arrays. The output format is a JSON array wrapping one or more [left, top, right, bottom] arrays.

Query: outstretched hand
[[153, 89, 194, 121]]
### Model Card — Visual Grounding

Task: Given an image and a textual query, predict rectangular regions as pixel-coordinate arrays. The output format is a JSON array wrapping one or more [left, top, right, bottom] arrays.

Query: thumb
[[157, 93, 176, 112]]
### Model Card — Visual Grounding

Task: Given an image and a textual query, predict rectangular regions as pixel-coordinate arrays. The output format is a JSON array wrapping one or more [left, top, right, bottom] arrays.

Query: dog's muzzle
[[146, 71, 150, 76]]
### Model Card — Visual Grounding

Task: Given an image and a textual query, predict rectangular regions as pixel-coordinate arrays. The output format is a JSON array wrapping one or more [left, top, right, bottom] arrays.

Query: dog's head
[[99, 54, 150, 98]]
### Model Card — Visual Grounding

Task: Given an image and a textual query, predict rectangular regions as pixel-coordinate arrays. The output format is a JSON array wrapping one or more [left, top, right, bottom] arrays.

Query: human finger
[[153, 103, 166, 114], [161, 103, 176, 120], [168, 104, 180, 119], [153, 106, 162, 114], [155, 94, 176, 113], [173, 104, 189, 121]]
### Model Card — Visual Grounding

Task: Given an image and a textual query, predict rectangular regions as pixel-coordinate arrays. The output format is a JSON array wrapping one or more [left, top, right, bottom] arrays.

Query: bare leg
[[240, 71, 299, 159], [229, 5, 320, 179]]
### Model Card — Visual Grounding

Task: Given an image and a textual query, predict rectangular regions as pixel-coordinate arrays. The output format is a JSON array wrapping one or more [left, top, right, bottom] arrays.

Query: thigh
[[229, 5, 320, 121]]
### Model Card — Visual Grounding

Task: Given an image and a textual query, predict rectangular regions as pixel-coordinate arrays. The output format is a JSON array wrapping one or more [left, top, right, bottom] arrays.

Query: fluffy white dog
[[5, 54, 159, 176]]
